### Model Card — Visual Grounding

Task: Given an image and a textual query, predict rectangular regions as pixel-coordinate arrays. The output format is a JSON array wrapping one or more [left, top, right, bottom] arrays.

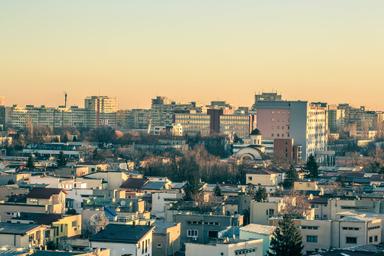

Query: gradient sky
[[1, 0, 384, 110]]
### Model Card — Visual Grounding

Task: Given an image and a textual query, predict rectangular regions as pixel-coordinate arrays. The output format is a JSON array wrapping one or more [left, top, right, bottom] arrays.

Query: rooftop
[[120, 178, 148, 190], [90, 224, 153, 244], [0, 222, 40, 235], [240, 224, 275, 235], [12, 212, 64, 225], [27, 188, 64, 199]]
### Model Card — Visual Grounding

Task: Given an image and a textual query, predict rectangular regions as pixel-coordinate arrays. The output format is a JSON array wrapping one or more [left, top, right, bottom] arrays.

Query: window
[[208, 230, 218, 238], [342, 227, 359, 231], [306, 235, 318, 243], [267, 209, 275, 217], [187, 229, 198, 238], [369, 236, 373, 243], [346, 237, 357, 244], [157, 243, 162, 248], [375, 236, 378, 242], [301, 226, 319, 230]]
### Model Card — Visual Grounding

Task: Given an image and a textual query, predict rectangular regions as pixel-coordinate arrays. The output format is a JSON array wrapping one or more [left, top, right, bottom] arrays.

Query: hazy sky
[[1, 0, 384, 109]]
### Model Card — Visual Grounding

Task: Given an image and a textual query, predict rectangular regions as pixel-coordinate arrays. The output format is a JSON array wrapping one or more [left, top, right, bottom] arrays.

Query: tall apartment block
[[150, 96, 200, 131], [84, 96, 118, 127], [254, 98, 328, 161], [5, 96, 119, 130], [174, 103, 256, 138]]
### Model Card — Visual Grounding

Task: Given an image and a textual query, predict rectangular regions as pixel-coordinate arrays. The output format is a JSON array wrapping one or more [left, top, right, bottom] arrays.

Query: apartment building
[[296, 213, 382, 254], [254, 98, 327, 161], [309, 198, 379, 221], [173, 212, 243, 245], [0, 222, 48, 249], [328, 105, 346, 133], [117, 109, 150, 130], [250, 199, 286, 225], [174, 111, 255, 138], [245, 170, 281, 191], [174, 113, 211, 136], [26, 188, 67, 214], [152, 221, 181, 256], [150, 96, 198, 130], [90, 224, 154, 256], [6, 96, 119, 129], [220, 114, 254, 138]]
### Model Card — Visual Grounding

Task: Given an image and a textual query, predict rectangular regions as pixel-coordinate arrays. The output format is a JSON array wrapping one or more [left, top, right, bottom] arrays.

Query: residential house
[[0, 222, 47, 248], [26, 188, 66, 214], [90, 224, 154, 256]]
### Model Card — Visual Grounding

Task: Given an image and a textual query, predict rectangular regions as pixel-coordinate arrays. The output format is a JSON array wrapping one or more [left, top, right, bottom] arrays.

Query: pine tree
[[284, 165, 299, 189], [26, 155, 34, 169], [214, 184, 222, 196], [306, 154, 319, 178], [268, 215, 303, 256], [254, 186, 267, 202], [56, 151, 67, 167]]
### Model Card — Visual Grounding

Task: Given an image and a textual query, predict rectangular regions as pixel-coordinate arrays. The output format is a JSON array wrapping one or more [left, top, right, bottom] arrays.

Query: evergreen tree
[[214, 184, 222, 196], [183, 183, 194, 201], [268, 215, 303, 256], [62, 134, 69, 143], [254, 186, 267, 202], [26, 155, 34, 169], [306, 154, 319, 178], [56, 151, 67, 167], [284, 165, 299, 189]]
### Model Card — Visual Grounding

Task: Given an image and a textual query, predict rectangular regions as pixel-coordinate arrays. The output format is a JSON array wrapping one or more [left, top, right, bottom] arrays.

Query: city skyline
[[1, 1, 384, 110], [0, 91, 383, 111], [2, 2, 384, 255]]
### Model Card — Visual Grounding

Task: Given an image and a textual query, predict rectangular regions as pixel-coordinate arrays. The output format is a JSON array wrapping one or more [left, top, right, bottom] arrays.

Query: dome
[[234, 147, 263, 162], [250, 128, 261, 136]]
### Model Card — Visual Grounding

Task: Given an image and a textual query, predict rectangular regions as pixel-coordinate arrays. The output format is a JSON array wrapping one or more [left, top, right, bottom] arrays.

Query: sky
[[1, 0, 384, 110]]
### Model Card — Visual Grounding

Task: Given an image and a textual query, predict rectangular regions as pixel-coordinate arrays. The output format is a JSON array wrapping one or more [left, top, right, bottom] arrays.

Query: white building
[[151, 192, 183, 218], [90, 224, 154, 256], [185, 238, 263, 256], [296, 212, 382, 255], [240, 224, 275, 256], [254, 99, 327, 161]]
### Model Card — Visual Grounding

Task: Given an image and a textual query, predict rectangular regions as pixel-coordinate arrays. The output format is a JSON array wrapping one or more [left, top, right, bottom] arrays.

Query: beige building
[[250, 199, 286, 225], [296, 213, 382, 255], [246, 171, 279, 187], [51, 214, 82, 244], [174, 113, 211, 136], [152, 221, 181, 256], [0, 222, 47, 248], [26, 188, 67, 214], [220, 114, 252, 138], [310, 198, 379, 221], [293, 181, 323, 195]]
